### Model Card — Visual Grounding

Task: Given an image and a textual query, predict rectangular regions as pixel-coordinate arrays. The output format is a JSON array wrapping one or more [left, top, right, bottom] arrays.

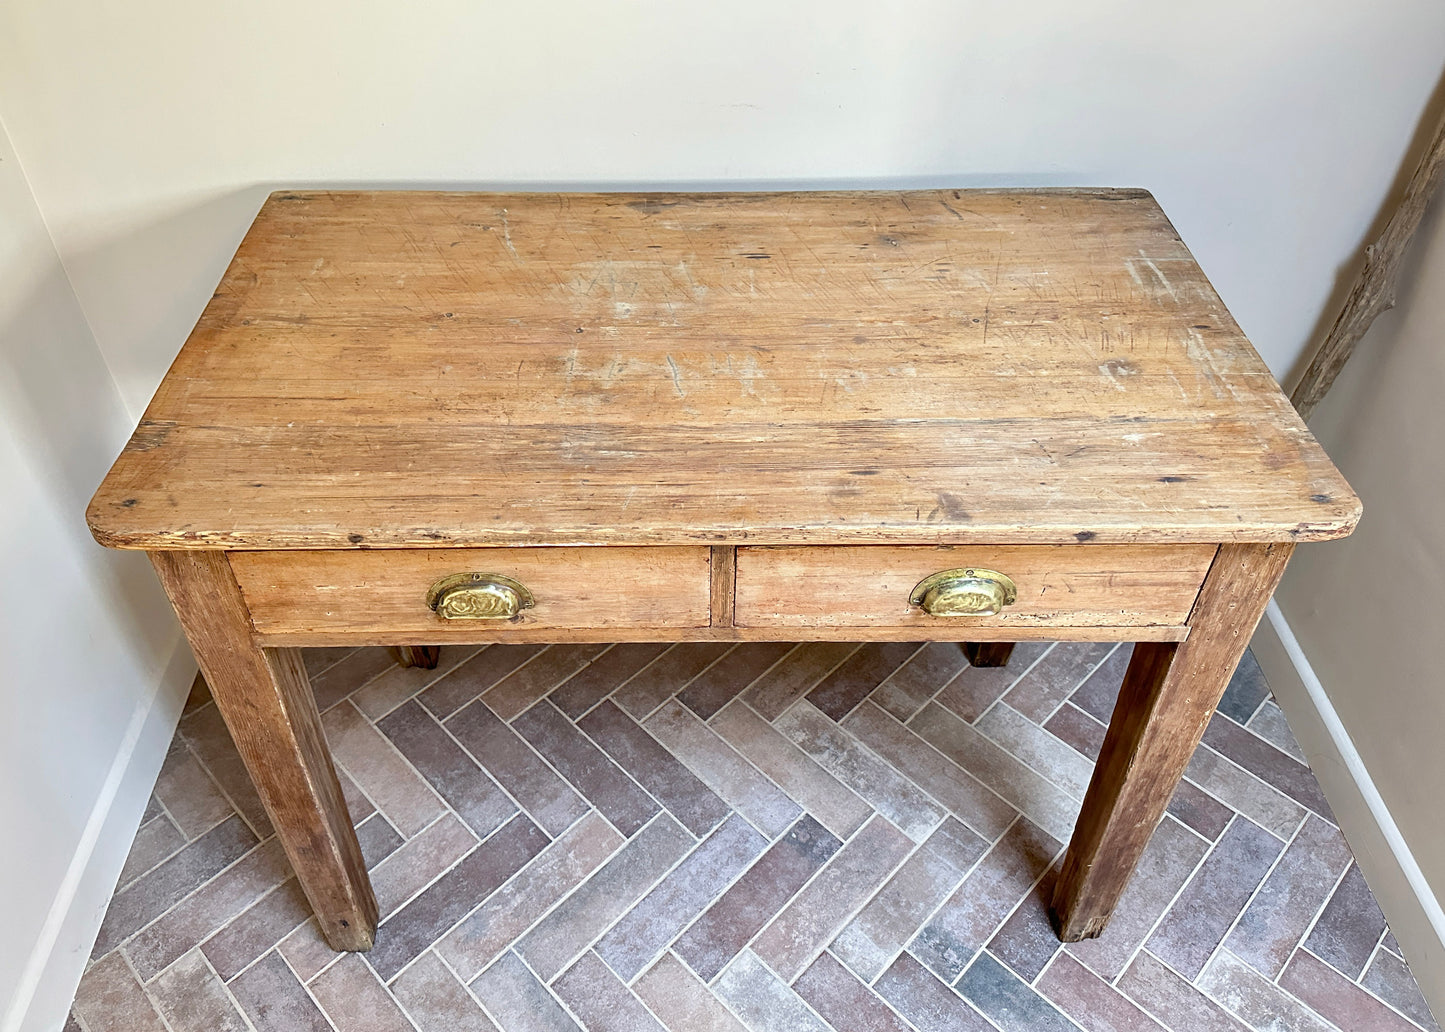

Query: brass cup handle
[[427, 573, 535, 620], [909, 568, 1018, 617]]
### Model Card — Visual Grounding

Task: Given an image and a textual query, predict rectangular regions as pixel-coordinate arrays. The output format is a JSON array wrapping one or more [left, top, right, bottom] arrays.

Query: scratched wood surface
[[87, 190, 1358, 550]]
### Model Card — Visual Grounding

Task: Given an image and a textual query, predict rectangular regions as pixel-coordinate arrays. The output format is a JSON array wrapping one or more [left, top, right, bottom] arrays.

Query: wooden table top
[[88, 189, 1358, 551]]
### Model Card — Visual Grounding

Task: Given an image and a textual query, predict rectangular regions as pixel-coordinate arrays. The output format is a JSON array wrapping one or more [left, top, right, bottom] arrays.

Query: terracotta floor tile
[[516, 815, 693, 982], [178, 703, 274, 838], [152, 738, 235, 839], [1202, 714, 1332, 818], [1281, 948, 1422, 1032], [514, 701, 660, 837], [595, 813, 767, 982], [378, 701, 517, 838], [310, 954, 416, 1031], [552, 951, 666, 1032], [742, 642, 859, 721], [1183, 746, 1305, 840], [711, 950, 831, 1032], [1363, 948, 1442, 1032], [483, 644, 610, 721], [323, 701, 446, 838], [612, 643, 734, 720], [908, 702, 1077, 842], [370, 813, 479, 919], [550, 644, 671, 719], [644, 700, 801, 838], [1044, 702, 1107, 761], [633, 952, 748, 1032], [201, 877, 311, 980], [674, 815, 840, 982], [793, 951, 914, 1032], [1002, 642, 1115, 724], [806, 642, 925, 721], [933, 641, 1051, 724], [1166, 778, 1234, 841], [70, 953, 169, 1032], [74, 644, 1433, 1032], [577, 700, 730, 836], [910, 816, 1061, 982], [441, 812, 623, 982], [228, 951, 334, 1032], [752, 814, 913, 981], [955, 950, 1080, 1032], [389, 951, 501, 1032], [829, 817, 987, 982], [370, 815, 549, 980], [709, 700, 871, 839], [117, 814, 186, 889], [1225, 814, 1353, 979], [1245, 700, 1307, 763], [445, 699, 590, 836], [1197, 949, 1334, 1032], [1067, 817, 1209, 981], [679, 642, 795, 719], [94, 815, 258, 959], [842, 701, 1017, 840], [147, 950, 250, 1032], [1304, 862, 1391, 980], [470, 952, 581, 1032], [975, 700, 1094, 800], [986, 867, 1062, 982], [1066, 644, 1134, 724], [1116, 951, 1249, 1032], [421, 645, 548, 720], [1216, 650, 1271, 725], [311, 648, 396, 712], [870, 642, 974, 723], [1147, 817, 1283, 980], [350, 646, 485, 722], [773, 699, 946, 841], [1038, 952, 1167, 1032], [874, 952, 994, 1032], [122, 838, 291, 980]]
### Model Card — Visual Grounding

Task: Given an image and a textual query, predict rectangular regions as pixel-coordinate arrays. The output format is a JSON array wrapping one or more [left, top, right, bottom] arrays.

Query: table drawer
[[232, 546, 712, 638], [733, 544, 1215, 632]]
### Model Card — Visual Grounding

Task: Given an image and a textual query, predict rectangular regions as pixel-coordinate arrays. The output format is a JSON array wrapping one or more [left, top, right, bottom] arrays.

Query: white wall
[[0, 119, 193, 1032], [1255, 190, 1445, 1017], [2, 1, 1445, 1026], [1, 0, 1443, 415]]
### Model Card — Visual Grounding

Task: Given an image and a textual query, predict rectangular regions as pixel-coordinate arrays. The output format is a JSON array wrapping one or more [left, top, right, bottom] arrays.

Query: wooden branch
[[1292, 104, 1445, 419]]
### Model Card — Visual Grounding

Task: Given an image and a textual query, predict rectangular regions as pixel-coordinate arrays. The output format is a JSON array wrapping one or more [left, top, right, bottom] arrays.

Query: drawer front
[[232, 546, 712, 637], [734, 544, 1215, 631]]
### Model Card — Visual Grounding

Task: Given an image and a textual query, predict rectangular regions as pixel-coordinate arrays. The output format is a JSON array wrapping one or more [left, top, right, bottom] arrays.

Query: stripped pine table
[[88, 189, 1359, 952]]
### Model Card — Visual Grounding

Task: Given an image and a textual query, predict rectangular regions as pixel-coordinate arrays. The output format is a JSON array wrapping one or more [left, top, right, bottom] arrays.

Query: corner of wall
[[1251, 601, 1445, 1023], [3, 639, 193, 1032]]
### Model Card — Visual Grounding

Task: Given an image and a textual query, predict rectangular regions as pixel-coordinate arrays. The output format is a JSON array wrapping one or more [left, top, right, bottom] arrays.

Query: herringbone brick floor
[[68, 641, 1440, 1032]]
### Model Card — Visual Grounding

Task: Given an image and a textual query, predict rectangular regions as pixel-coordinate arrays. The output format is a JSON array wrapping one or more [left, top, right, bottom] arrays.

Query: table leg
[[964, 642, 1015, 667], [389, 645, 441, 669], [149, 550, 378, 951], [1049, 542, 1293, 941]]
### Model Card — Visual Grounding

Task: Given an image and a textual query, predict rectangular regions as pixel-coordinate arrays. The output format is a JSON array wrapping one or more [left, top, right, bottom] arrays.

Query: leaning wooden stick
[[1291, 103, 1445, 419]]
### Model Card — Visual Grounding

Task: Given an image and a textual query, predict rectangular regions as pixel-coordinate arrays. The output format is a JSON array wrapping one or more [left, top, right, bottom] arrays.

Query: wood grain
[[964, 642, 1015, 667], [710, 546, 737, 628], [148, 550, 377, 950], [734, 544, 1215, 630], [88, 190, 1358, 551], [1292, 104, 1445, 419], [230, 546, 711, 636], [389, 645, 441, 669], [250, 622, 1189, 648], [1049, 541, 1294, 941]]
